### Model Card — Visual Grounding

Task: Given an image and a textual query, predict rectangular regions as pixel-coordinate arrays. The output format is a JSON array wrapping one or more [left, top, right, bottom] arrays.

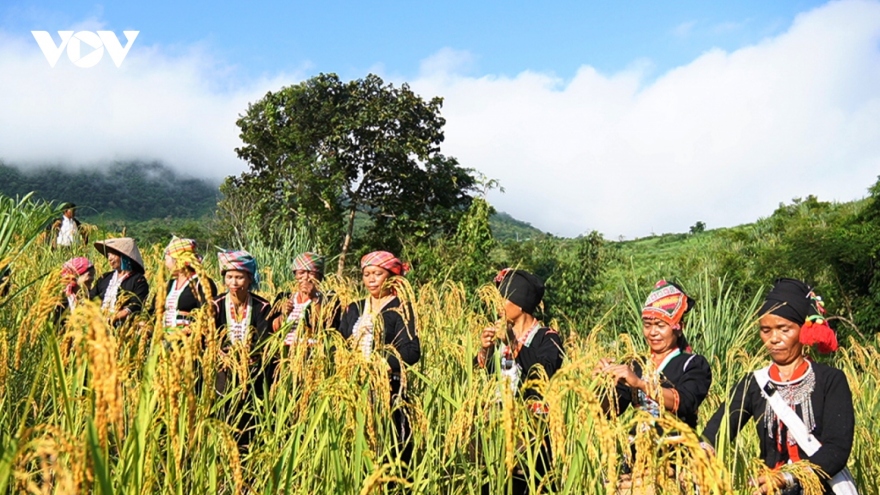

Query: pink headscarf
[[61, 257, 93, 296], [360, 251, 409, 276]]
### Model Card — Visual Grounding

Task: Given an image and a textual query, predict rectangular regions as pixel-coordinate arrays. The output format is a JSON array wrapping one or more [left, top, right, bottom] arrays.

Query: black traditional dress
[[270, 291, 341, 345], [211, 291, 273, 447], [90, 270, 150, 323], [162, 275, 217, 327], [338, 296, 421, 460], [613, 350, 712, 429], [477, 325, 564, 401], [702, 361, 854, 494]]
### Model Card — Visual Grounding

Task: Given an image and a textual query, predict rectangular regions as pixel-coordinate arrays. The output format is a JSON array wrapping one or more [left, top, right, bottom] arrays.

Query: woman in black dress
[[701, 278, 857, 494], [477, 268, 564, 402], [212, 250, 273, 448], [90, 237, 150, 326], [476, 268, 564, 495], [161, 236, 216, 330], [270, 251, 339, 345], [595, 280, 712, 429], [338, 250, 421, 460], [54, 256, 95, 325]]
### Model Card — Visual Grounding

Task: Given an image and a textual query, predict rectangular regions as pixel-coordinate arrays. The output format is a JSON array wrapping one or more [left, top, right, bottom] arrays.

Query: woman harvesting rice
[[54, 256, 95, 325], [90, 237, 149, 326], [60, 257, 95, 312], [476, 268, 563, 495], [270, 251, 339, 345], [477, 268, 564, 401], [595, 280, 712, 430], [701, 278, 858, 494], [212, 249, 273, 448], [338, 250, 421, 460], [161, 236, 216, 329]]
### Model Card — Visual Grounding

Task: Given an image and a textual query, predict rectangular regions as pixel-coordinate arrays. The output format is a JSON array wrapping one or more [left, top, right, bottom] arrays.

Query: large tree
[[232, 73, 478, 273]]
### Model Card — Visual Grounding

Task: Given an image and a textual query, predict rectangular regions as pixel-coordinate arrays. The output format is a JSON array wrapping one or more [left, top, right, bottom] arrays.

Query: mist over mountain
[[0, 161, 221, 221]]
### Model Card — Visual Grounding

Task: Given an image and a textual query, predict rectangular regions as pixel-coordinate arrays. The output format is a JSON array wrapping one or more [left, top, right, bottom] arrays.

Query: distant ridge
[[489, 211, 547, 241], [0, 161, 220, 221], [0, 161, 558, 243]]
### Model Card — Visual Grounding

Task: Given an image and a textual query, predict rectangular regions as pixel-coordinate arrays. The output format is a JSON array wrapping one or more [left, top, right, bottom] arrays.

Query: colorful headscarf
[[62, 257, 93, 277], [642, 280, 694, 329], [292, 252, 325, 276], [218, 250, 260, 290], [360, 251, 409, 276], [165, 236, 197, 258], [165, 236, 201, 268], [759, 278, 838, 353], [495, 268, 545, 315], [62, 257, 93, 295]]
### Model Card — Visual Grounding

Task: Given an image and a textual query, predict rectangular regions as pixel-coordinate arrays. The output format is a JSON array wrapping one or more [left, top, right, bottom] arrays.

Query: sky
[[1, 0, 878, 238]]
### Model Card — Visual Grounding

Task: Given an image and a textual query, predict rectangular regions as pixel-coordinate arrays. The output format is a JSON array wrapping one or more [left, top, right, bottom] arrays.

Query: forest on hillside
[[0, 161, 220, 221]]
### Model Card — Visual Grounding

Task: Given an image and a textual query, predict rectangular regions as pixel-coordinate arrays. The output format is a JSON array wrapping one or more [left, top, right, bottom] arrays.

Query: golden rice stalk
[[359, 462, 411, 495], [13, 269, 65, 367], [67, 300, 123, 448]]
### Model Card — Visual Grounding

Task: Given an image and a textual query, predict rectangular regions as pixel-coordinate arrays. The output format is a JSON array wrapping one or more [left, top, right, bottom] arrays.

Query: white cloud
[[1, 0, 879, 239], [0, 28, 299, 179], [409, 0, 880, 237]]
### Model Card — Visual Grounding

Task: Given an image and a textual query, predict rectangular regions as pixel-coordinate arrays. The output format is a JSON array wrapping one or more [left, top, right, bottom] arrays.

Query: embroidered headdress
[[218, 250, 260, 290], [642, 280, 694, 329]]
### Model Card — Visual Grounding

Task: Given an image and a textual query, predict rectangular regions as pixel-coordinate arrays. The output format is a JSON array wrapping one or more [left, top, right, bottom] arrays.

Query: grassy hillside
[[489, 211, 546, 241], [0, 161, 220, 221]]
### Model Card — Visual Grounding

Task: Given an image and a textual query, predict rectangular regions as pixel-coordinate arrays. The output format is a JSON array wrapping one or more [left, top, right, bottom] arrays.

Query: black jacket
[[702, 362, 854, 494], [160, 276, 217, 325], [269, 291, 342, 339], [614, 352, 712, 429], [211, 292, 273, 395], [479, 327, 564, 401], [338, 297, 421, 373], [89, 270, 150, 321]]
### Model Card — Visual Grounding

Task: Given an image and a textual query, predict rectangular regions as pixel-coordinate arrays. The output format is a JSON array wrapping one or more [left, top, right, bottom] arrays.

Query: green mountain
[[489, 211, 547, 241], [0, 161, 220, 221]]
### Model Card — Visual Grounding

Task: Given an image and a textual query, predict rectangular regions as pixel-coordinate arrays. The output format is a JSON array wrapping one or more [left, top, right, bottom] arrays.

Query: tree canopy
[[229, 73, 479, 273]]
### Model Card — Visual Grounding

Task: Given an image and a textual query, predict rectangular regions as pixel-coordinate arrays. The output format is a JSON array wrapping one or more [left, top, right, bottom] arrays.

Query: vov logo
[[32, 31, 139, 68]]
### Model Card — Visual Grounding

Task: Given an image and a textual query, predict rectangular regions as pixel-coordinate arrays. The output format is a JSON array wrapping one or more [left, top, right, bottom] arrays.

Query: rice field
[[1, 196, 878, 494]]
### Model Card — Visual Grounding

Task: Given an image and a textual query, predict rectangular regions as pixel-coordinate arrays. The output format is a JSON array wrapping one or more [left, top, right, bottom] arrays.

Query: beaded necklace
[[765, 360, 815, 449], [225, 293, 253, 344]]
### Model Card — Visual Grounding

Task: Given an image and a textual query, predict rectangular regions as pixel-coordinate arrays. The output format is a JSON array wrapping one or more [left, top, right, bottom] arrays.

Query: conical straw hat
[[94, 237, 145, 272]]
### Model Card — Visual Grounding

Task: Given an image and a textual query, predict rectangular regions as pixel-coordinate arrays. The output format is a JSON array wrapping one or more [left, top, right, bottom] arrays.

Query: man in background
[[49, 203, 87, 249]]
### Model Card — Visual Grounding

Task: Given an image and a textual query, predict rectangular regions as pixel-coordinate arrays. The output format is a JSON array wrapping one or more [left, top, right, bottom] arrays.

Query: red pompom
[[800, 320, 839, 354]]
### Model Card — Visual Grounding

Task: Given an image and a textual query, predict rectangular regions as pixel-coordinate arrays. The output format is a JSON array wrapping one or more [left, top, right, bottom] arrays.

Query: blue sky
[[1, 1, 878, 238], [3, 1, 828, 82]]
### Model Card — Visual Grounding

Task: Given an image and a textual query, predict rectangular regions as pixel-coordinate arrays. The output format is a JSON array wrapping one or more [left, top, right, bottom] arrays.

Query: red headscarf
[[360, 251, 409, 276], [61, 257, 93, 296]]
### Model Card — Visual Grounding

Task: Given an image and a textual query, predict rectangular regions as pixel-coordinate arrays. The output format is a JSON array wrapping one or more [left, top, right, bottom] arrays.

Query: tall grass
[[0, 199, 877, 494]]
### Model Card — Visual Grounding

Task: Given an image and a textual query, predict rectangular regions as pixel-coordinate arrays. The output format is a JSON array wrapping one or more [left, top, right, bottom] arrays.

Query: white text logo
[[32, 31, 139, 68]]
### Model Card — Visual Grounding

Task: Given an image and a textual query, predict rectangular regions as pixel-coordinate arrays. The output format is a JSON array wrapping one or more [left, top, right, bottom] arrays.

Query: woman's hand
[[283, 296, 294, 316], [600, 363, 646, 390], [111, 308, 130, 323], [480, 326, 497, 350], [750, 472, 786, 495], [593, 358, 614, 376]]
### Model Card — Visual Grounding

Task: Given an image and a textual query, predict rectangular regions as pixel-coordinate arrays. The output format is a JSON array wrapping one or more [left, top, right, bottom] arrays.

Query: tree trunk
[[338, 205, 358, 276]]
